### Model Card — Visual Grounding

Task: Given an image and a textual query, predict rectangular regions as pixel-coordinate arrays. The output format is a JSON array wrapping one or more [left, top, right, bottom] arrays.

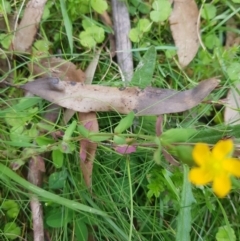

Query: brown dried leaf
[[224, 84, 240, 125], [12, 0, 48, 52], [79, 112, 99, 189], [63, 50, 100, 124], [29, 57, 86, 82], [169, 0, 199, 67], [22, 77, 219, 116], [225, 18, 240, 48]]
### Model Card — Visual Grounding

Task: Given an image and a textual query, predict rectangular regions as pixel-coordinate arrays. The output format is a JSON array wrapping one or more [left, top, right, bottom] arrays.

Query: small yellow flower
[[189, 139, 240, 198]]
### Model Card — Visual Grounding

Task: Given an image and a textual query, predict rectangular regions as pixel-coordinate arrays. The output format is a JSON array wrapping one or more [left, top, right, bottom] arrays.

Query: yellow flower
[[189, 139, 240, 198]]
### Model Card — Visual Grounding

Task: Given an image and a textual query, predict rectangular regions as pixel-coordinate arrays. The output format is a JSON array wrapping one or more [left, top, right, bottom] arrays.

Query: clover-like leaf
[[137, 18, 152, 33], [129, 28, 142, 42], [90, 26, 105, 43], [216, 225, 236, 241], [79, 25, 105, 48], [91, 0, 108, 14], [4, 222, 21, 240], [150, 0, 172, 22], [79, 31, 96, 48], [201, 3, 217, 20]]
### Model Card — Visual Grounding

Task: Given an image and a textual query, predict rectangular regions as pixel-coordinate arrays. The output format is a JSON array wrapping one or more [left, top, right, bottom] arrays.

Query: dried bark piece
[[28, 156, 46, 241], [22, 77, 219, 116], [111, 0, 133, 81], [169, 0, 199, 67], [12, 0, 48, 52]]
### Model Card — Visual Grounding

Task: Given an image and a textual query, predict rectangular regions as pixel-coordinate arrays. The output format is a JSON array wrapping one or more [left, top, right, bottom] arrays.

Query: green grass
[[1, 0, 240, 240]]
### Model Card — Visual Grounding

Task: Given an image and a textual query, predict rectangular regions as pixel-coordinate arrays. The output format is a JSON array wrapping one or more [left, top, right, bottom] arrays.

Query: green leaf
[[147, 182, 163, 198], [42, 3, 50, 20], [201, 3, 217, 20], [232, 0, 240, 2], [138, 2, 151, 14], [150, 0, 172, 22], [90, 26, 105, 43], [114, 112, 135, 133], [0, 33, 12, 49], [77, 124, 90, 138], [91, 0, 108, 14], [52, 149, 64, 168], [46, 208, 73, 228], [82, 19, 94, 30], [0, 0, 11, 14], [49, 169, 68, 189], [36, 136, 55, 146], [165, 49, 177, 59], [161, 128, 197, 145], [169, 145, 194, 166], [129, 28, 142, 42], [137, 18, 152, 33], [59, 141, 75, 153], [226, 62, 240, 81], [176, 165, 195, 241], [63, 120, 77, 141], [32, 39, 50, 56], [2, 200, 18, 210], [2, 200, 20, 219], [205, 34, 221, 49], [74, 220, 88, 241], [89, 132, 111, 142], [79, 25, 105, 48], [216, 225, 236, 241], [4, 222, 21, 240], [113, 135, 126, 145], [153, 146, 161, 165], [131, 46, 156, 88]]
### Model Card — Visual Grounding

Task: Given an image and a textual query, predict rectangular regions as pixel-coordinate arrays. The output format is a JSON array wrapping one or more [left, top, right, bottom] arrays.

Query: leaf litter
[[169, 0, 199, 67], [22, 77, 219, 116]]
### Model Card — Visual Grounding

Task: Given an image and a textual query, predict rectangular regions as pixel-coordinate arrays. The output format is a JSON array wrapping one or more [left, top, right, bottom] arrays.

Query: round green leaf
[[129, 28, 142, 42], [91, 0, 108, 14], [91, 26, 105, 43], [204, 34, 221, 49], [46, 209, 73, 228], [4, 222, 21, 240], [216, 225, 236, 241], [150, 0, 172, 22], [49, 169, 68, 189], [201, 3, 217, 20], [137, 18, 152, 33], [79, 31, 96, 48]]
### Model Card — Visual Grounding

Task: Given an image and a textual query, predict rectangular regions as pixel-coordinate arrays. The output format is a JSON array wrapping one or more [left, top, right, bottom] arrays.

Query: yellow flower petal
[[212, 174, 231, 198], [189, 167, 213, 185], [223, 158, 240, 177], [192, 143, 211, 166], [212, 139, 233, 161]]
